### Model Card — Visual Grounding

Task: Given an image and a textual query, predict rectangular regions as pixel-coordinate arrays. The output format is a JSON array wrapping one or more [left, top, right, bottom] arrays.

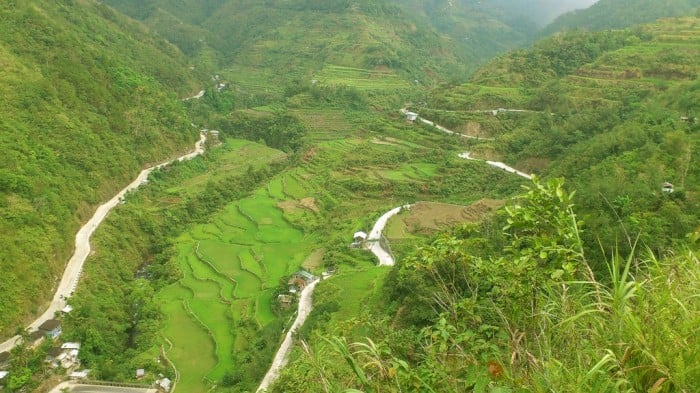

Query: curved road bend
[[368, 204, 412, 266], [0, 133, 207, 354], [400, 108, 495, 141]]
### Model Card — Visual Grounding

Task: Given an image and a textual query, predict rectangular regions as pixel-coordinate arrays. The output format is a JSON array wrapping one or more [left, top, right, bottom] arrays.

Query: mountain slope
[[105, 0, 598, 88], [0, 0, 198, 336], [423, 16, 700, 255], [544, 0, 700, 33]]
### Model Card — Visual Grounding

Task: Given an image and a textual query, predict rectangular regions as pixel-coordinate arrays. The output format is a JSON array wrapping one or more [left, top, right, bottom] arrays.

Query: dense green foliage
[[0, 0, 200, 336]]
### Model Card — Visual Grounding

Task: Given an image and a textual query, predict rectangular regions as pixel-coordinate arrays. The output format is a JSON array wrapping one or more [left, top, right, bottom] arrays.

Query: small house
[[28, 330, 45, 348], [136, 368, 145, 379], [70, 370, 90, 380], [38, 319, 62, 339], [288, 270, 315, 293], [45, 347, 63, 368], [293, 270, 314, 282], [158, 377, 172, 392], [277, 294, 293, 308], [0, 370, 8, 384], [61, 342, 81, 350], [405, 111, 418, 122], [0, 351, 10, 369], [288, 277, 306, 294], [662, 182, 674, 193], [61, 305, 73, 314], [353, 231, 368, 244]]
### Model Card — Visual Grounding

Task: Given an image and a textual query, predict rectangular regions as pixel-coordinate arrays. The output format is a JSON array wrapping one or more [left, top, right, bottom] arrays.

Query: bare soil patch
[[277, 197, 319, 214], [401, 200, 504, 234]]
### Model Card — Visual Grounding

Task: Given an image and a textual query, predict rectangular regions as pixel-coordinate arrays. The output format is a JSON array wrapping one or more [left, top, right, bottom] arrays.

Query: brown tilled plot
[[401, 200, 504, 234]]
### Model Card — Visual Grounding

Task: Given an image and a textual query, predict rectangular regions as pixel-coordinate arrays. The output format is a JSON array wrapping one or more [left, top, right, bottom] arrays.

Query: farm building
[[277, 294, 293, 308], [288, 270, 315, 293], [405, 111, 418, 122], [69, 370, 90, 380], [38, 319, 62, 339], [61, 342, 81, 350], [353, 231, 368, 244], [158, 377, 172, 391]]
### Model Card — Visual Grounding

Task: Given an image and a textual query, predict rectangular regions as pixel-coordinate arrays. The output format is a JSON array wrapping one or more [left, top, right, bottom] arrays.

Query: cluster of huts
[[278, 270, 317, 308], [0, 316, 89, 387]]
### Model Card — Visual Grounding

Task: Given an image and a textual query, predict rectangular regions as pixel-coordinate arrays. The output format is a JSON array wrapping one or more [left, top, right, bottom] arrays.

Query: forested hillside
[[0, 0, 199, 336], [544, 0, 700, 33]]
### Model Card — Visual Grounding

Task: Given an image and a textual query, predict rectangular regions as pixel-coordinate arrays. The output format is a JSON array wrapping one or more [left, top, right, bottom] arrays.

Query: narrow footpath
[[0, 133, 207, 354]]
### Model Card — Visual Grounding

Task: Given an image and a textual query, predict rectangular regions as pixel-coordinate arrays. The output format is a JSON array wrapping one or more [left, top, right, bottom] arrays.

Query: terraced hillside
[[424, 16, 700, 254]]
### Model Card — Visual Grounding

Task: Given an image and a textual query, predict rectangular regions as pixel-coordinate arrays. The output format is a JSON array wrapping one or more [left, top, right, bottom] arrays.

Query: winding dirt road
[[459, 152, 532, 180], [0, 133, 206, 354]]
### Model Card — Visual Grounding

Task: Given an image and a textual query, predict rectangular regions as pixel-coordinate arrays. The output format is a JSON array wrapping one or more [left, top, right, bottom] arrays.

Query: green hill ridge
[[0, 0, 199, 336]]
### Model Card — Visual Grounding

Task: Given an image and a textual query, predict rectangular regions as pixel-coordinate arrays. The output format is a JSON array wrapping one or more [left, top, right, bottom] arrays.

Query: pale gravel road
[[257, 278, 320, 393], [459, 152, 532, 180], [0, 133, 206, 354], [368, 204, 412, 266]]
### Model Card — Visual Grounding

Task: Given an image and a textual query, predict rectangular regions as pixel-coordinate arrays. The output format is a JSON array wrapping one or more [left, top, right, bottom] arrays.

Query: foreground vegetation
[[272, 179, 700, 392]]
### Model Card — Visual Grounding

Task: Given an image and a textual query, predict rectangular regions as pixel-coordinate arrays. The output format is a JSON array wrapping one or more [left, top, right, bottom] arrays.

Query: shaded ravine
[[0, 133, 207, 354]]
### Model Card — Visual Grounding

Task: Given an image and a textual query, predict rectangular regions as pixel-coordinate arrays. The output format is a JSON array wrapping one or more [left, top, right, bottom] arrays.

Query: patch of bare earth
[[299, 197, 320, 212], [277, 197, 319, 214], [456, 121, 492, 138], [301, 249, 326, 270], [402, 200, 504, 234]]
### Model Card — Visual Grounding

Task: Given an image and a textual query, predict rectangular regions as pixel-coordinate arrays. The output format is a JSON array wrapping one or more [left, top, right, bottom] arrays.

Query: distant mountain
[[544, 0, 700, 33], [0, 0, 198, 336], [104, 0, 595, 87]]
